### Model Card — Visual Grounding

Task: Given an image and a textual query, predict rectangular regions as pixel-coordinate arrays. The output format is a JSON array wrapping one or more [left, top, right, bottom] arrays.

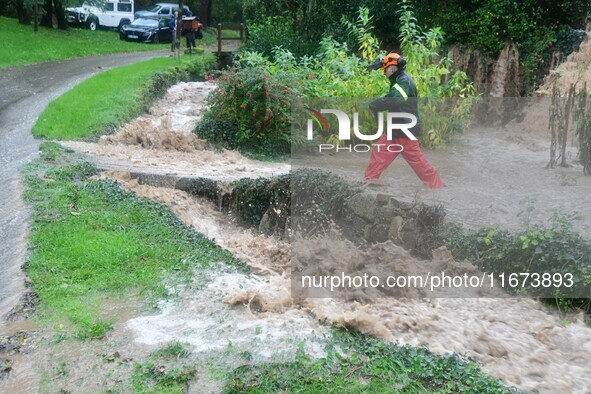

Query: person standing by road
[[363, 52, 445, 189], [185, 17, 198, 49], [169, 11, 178, 52], [183, 16, 203, 49]]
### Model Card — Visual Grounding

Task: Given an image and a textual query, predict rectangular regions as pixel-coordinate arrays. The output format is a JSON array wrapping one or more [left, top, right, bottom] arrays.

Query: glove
[[366, 55, 384, 71]]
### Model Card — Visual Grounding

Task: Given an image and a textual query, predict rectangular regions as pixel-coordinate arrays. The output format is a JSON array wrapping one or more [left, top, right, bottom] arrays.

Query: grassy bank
[[32, 53, 215, 140], [227, 330, 516, 393], [23, 143, 242, 338], [0, 16, 230, 68]]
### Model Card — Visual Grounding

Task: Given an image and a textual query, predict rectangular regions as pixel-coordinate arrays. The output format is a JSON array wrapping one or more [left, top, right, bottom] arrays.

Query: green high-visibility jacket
[[369, 69, 421, 139]]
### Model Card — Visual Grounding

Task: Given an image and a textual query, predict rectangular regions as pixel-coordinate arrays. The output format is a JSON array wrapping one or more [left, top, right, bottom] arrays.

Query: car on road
[[119, 16, 173, 43], [66, 0, 134, 31], [134, 3, 191, 20]]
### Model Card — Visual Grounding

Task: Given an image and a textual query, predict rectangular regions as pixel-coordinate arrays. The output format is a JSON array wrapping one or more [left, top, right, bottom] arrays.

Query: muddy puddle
[[12, 78, 589, 393]]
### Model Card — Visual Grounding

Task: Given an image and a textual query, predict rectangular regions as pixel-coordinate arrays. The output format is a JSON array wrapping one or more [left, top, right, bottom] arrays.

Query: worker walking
[[364, 52, 445, 189]]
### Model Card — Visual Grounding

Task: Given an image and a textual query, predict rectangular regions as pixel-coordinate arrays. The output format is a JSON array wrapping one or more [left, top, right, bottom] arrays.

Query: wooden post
[[560, 85, 575, 167], [217, 23, 222, 54], [240, 23, 244, 42], [34, 1, 38, 32], [175, 0, 184, 59]]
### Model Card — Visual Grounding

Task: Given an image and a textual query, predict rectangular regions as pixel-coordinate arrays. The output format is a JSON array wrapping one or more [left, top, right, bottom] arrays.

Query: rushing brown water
[[112, 176, 591, 393], [19, 81, 591, 393]]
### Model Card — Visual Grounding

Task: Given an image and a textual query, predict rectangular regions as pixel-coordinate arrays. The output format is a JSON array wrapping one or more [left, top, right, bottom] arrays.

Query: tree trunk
[[206, 0, 212, 26], [175, 0, 184, 56], [199, 0, 210, 26], [40, 0, 53, 28], [54, 0, 68, 30], [15, 0, 31, 25]]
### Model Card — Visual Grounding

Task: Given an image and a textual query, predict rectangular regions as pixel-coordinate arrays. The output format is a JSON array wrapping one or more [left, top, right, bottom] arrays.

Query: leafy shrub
[[397, 0, 476, 148], [341, 7, 380, 61], [194, 118, 239, 150], [201, 6, 475, 155], [446, 215, 591, 307], [243, 16, 316, 59], [201, 64, 301, 155]]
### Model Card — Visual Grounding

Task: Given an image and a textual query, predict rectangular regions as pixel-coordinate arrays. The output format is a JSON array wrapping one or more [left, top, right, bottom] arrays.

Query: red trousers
[[363, 136, 445, 189]]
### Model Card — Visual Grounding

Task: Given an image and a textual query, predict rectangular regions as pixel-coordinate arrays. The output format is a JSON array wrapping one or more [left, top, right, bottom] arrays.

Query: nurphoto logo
[[304, 106, 418, 153]]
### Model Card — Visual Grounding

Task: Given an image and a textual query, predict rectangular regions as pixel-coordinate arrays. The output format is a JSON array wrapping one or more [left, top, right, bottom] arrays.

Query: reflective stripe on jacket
[[369, 69, 421, 138]]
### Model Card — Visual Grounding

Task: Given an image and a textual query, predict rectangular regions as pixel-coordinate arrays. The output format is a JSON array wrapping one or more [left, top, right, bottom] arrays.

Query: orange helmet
[[381, 52, 406, 70], [366, 52, 407, 71]]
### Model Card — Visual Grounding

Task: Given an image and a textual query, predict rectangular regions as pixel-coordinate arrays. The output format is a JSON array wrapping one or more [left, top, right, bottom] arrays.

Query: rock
[[345, 193, 376, 221], [388, 216, 404, 241]]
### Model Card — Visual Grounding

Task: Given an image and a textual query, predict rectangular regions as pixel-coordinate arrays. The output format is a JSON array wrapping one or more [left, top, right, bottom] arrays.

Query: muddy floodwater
[[3, 60, 591, 392], [54, 80, 591, 393]]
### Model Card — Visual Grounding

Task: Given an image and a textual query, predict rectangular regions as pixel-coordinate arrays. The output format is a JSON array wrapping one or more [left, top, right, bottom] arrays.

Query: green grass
[[32, 53, 215, 140], [224, 330, 517, 394], [0, 16, 227, 68], [23, 143, 243, 338], [0, 16, 171, 68], [132, 343, 196, 393]]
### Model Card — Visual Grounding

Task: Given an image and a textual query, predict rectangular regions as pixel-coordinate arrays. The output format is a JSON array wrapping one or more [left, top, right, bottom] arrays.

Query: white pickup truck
[[66, 0, 134, 30]]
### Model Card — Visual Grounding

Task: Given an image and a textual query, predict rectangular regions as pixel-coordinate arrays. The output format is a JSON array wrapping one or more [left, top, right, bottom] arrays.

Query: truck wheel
[[87, 17, 98, 31], [118, 19, 130, 30]]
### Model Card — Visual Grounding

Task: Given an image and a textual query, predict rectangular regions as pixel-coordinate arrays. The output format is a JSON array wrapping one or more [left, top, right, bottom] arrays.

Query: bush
[[445, 215, 591, 308], [396, 0, 476, 147], [200, 64, 301, 155], [194, 118, 240, 149], [200, 6, 475, 155], [243, 16, 316, 59]]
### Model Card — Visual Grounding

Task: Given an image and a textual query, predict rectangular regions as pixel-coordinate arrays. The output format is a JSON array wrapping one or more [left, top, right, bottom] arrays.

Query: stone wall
[[341, 192, 446, 258], [127, 169, 447, 257]]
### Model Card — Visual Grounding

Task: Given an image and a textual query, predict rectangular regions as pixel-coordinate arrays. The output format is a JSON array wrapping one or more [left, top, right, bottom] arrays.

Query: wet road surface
[[0, 50, 169, 321]]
